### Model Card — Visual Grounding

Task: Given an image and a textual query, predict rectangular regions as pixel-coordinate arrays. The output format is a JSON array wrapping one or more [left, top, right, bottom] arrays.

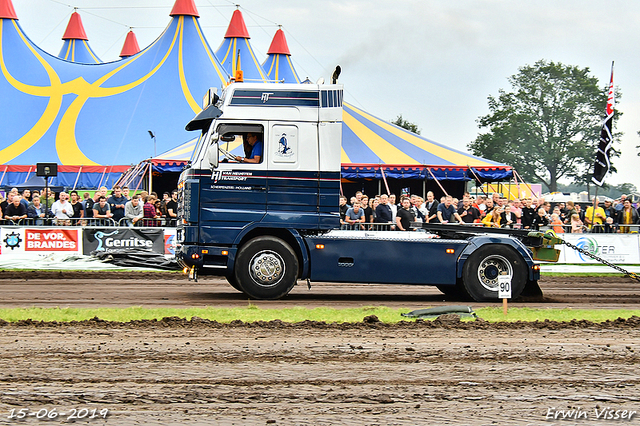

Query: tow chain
[[558, 238, 640, 282]]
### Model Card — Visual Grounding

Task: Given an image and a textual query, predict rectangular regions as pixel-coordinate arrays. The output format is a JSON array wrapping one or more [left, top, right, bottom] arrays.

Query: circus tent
[[57, 11, 101, 64], [0, 0, 228, 188], [1, 0, 511, 194]]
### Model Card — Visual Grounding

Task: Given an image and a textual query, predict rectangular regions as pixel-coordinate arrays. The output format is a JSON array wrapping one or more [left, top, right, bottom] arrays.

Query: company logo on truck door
[[275, 133, 294, 157], [212, 170, 253, 184]]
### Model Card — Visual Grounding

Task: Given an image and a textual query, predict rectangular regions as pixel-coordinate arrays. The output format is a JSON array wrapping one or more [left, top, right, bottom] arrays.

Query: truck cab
[[176, 83, 344, 296]]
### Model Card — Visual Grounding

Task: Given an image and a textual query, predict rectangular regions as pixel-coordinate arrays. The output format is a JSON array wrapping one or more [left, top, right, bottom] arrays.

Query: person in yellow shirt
[[481, 207, 502, 228], [617, 199, 639, 233], [584, 197, 606, 233]]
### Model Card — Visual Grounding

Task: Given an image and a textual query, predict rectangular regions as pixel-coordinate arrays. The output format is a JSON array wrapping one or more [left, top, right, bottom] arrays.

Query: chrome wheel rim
[[477, 254, 512, 291], [249, 250, 285, 287]]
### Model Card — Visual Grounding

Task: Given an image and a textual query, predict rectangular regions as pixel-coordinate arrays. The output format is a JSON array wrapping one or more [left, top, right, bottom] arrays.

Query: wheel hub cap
[[250, 251, 284, 287]]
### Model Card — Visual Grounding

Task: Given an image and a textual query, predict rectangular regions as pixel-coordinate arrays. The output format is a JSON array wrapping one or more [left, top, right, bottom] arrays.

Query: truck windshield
[[189, 130, 209, 164]]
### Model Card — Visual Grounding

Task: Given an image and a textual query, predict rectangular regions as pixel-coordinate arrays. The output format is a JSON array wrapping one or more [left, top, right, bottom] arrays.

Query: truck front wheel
[[461, 245, 527, 302], [235, 236, 299, 299]]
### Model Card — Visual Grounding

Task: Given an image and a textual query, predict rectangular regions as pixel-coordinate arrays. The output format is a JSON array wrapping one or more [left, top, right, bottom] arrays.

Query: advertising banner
[[25, 229, 79, 252], [164, 228, 176, 255], [560, 233, 640, 264], [1, 228, 81, 254], [1, 228, 24, 254], [83, 228, 164, 255]]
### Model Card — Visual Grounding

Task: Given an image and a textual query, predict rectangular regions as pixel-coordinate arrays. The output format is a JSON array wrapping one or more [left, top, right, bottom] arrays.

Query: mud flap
[[188, 265, 198, 282], [519, 279, 542, 298]]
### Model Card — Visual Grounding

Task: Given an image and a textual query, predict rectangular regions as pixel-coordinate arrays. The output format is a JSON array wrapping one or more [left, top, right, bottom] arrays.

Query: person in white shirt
[[50, 192, 75, 223], [388, 193, 398, 224]]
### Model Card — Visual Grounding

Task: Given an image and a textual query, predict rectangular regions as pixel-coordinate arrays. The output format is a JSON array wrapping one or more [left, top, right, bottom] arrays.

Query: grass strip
[[0, 306, 639, 324]]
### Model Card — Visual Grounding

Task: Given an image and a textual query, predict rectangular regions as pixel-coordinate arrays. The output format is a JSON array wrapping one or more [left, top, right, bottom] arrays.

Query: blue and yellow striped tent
[[0, 0, 510, 189], [57, 11, 101, 64], [0, 0, 227, 167], [341, 103, 511, 181]]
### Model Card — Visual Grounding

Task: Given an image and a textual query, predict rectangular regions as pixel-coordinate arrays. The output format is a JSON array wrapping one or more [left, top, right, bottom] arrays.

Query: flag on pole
[[592, 62, 615, 187]]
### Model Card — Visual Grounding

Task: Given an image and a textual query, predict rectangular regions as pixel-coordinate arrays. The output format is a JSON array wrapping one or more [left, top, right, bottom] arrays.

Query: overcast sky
[[13, 0, 640, 190]]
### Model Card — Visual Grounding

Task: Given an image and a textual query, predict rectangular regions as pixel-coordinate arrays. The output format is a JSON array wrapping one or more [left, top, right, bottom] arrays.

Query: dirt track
[[1, 271, 640, 309], [1, 272, 640, 425]]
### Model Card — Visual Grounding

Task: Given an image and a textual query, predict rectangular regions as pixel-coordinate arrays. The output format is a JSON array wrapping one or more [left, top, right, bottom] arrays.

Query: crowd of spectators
[[339, 190, 640, 234], [2, 183, 639, 235], [0, 185, 179, 227]]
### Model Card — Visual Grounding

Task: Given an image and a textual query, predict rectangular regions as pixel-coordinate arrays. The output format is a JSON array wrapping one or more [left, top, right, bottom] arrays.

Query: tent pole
[[427, 168, 449, 197], [380, 166, 390, 195], [148, 161, 153, 194], [106, 165, 115, 189], [120, 163, 141, 189], [514, 170, 536, 199], [467, 166, 489, 197], [98, 167, 107, 189], [0, 166, 8, 187], [512, 170, 523, 198], [72, 166, 82, 191], [24, 166, 33, 183], [132, 164, 145, 195], [423, 179, 426, 199]]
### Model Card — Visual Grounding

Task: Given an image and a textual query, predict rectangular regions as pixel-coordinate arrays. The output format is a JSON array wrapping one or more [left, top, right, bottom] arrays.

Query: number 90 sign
[[498, 275, 512, 299]]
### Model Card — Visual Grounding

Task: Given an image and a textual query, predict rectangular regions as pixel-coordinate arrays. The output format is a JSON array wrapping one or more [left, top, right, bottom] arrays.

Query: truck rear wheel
[[234, 236, 299, 299], [461, 245, 527, 302], [225, 275, 243, 292]]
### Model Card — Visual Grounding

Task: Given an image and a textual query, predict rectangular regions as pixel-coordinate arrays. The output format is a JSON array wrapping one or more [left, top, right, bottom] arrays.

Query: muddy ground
[[1, 272, 640, 425]]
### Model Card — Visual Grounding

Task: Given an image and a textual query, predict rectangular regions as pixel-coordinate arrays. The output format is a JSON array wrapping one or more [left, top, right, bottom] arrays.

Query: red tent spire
[[0, 0, 18, 20], [170, 0, 199, 17], [267, 28, 291, 55], [224, 9, 250, 39], [62, 11, 88, 40], [120, 30, 140, 58]]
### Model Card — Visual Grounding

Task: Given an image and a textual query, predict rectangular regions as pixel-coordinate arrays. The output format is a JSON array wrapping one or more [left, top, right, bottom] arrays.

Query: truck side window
[[240, 132, 263, 164]]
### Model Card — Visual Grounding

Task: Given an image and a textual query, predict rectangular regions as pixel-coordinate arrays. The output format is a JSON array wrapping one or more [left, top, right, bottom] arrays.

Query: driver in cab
[[234, 132, 262, 164]]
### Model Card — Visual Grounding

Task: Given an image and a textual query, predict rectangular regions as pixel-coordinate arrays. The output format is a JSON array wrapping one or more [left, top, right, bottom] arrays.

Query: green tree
[[392, 114, 420, 135], [468, 60, 621, 192]]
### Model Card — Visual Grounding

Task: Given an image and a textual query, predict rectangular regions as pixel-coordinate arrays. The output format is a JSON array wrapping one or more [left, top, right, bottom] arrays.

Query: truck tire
[[225, 275, 243, 292], [234, 236, 299, 299], [436, 284, 462, 299], [460, 245, 527, 302]]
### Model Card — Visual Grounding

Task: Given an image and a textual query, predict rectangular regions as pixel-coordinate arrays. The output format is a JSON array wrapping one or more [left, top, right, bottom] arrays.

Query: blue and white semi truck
[[176, 82, 554, 302]]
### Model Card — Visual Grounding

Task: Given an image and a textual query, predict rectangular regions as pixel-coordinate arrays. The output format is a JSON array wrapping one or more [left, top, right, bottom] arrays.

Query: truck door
[[265, 123, 321, 228], [198, 122, 268, 245]]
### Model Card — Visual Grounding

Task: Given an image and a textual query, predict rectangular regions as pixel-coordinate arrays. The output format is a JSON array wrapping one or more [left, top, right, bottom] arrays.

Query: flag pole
[[589, 187, 598, 231], [589, 61, 615, 231]]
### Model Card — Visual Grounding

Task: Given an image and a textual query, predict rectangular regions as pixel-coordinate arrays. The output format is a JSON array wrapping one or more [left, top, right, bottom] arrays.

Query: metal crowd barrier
[[340, 222, 396, 231], [116, 217, 178, 227], [0, 217, 182, 228], [9, 217, 118, 227], [337, 221, 640, 234]]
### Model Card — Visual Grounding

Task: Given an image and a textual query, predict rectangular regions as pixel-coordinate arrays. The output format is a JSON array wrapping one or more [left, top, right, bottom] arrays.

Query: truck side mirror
[[207, 133, 219, 169]]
